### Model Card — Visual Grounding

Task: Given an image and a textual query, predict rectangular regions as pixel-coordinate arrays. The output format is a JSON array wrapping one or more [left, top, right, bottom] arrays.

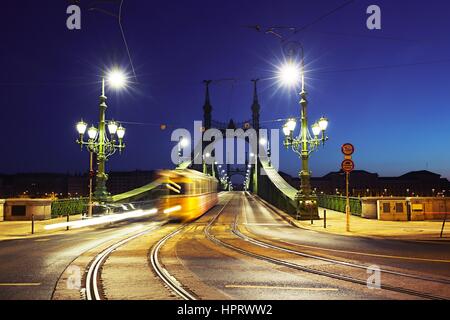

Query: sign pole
[[346, 172, 350, 232], [341, 143, 355, 233]]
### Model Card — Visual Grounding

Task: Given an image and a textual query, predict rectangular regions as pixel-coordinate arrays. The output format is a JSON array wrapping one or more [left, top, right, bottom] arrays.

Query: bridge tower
[[200, 80, 261, 191], [203, 80, 213, 130]]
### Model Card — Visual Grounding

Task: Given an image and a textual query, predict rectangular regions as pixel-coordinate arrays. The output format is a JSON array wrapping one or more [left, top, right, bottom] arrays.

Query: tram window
[[395, 203, 403, 213], [382, 203, 390, 213], [167, 183, 187, 195]]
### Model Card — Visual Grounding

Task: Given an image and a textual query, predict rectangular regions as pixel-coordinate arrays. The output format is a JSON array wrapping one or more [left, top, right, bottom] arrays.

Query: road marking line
[[244, 223, 286, 226], [225, 284, 339, 291], [0, 283, 41, 286], [34, 239, 50, 242], [279, 239, 450, 263]]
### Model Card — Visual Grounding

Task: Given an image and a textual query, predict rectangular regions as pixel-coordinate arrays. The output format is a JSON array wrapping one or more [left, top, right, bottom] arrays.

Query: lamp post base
[[294, 194, 320, 220]]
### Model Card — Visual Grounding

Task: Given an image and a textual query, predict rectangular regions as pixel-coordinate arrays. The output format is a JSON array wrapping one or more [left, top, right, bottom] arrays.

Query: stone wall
[[4, 199, 52, 221]]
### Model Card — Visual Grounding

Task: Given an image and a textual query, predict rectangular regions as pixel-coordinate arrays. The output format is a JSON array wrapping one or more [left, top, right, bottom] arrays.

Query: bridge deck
[[260, 159, 297, 201]]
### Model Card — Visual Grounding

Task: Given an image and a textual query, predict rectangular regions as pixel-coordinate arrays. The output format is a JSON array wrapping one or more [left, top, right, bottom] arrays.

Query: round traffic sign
[[341, 143, 355, 156], [341, 159, 355, 173]]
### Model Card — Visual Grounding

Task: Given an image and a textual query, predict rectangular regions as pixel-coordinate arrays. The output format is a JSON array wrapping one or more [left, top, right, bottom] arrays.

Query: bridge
[[2, 66, 449, 304], [108, 79, 305, 220]]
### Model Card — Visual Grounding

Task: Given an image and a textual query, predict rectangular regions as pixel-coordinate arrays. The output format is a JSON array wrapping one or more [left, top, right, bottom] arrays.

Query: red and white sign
[[341, 159, 355, 173], [341, 143, 355, 156]]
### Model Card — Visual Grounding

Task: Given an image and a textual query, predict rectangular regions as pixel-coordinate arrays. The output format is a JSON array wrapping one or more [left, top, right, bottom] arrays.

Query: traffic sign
[[341, 159, 355, 173], [341, 143, 355, 156]]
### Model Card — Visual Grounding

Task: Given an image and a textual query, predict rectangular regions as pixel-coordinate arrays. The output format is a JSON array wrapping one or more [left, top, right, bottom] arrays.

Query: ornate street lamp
[[279, 43, 329, 220], [177, 137, 189, 165], [76, 68, 127, 209]]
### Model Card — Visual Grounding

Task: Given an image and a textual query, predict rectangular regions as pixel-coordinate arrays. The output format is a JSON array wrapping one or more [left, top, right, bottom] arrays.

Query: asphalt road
[[0, 191, 449, 300], [159, 192, 450, 300], [0, 218, 162, 300], [242, 193, 450, 278]]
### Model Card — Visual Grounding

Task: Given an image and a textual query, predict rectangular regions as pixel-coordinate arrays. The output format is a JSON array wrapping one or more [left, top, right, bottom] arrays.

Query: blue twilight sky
[[0, 0, 449, 179]]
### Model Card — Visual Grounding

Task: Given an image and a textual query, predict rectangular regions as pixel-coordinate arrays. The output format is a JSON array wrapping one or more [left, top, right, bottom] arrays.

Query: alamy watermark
[[67, 4, 382, 31], [171, 121, 279, 174], [66, 265, 82, 290], [367, 265, 381, 289], [66, 5, 81, 30], [367, 5, 382, 30]]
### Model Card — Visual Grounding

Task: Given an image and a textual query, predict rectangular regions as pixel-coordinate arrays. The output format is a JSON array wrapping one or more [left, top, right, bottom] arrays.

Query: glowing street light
[[107, 68, 127, 89], [177, 137, 190, 165], [75, 67, 128, 212], [277, 61, 301, 87], [278, 42, 329, 221]]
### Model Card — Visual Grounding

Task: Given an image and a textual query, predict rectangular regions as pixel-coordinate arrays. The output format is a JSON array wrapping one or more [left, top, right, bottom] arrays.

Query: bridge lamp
[[116, 125, 126, 142], [107, 68, 127, 89], [108, 121, 118, 135], [318, 117, 329, 131], [282, 124, 290, 137], [277, 61, 301, 87], [311, 123, 321, 137], [77, 120, 87, 136], [87, 126, 98, 140], [259, 138, 267, 146], [179, 137, 189, 147], [75, 67, 129, 210], [286, 118, 297, 132]]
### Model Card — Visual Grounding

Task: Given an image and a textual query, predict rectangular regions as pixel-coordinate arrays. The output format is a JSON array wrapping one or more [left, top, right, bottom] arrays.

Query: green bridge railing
[[317, 195, 362, 217], [51, 198, 88, 218]]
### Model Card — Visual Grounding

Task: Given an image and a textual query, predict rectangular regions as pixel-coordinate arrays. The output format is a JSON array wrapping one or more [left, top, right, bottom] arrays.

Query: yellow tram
[[158, 169, 218, 221]]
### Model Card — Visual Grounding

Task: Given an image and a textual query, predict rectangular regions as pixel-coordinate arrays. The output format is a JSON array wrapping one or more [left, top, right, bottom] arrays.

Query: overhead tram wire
[[88, 0, 138, 83], [284, 0, 357, 42], [246, 0, 357, 44]]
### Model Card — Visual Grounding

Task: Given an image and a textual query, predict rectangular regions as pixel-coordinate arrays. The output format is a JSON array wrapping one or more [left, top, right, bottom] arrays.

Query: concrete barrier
[[377, 199, 408, 221], [408, 197, 450, 221], [4, 199, 53, 221], [360, 198, 378, 219], [0, 200, 4, 221]]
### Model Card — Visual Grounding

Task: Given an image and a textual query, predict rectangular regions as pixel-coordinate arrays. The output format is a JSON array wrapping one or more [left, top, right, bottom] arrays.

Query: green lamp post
[[75, 69, 127, 210], [278, 43, 329, 220]]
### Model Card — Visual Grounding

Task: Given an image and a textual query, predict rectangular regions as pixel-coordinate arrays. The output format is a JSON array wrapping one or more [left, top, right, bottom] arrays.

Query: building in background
[[0, 170, 156, 199], [294, 170, 450, 197]]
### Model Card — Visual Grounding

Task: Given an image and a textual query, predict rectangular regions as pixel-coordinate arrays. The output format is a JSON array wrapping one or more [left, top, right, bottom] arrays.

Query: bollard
[[31, 214, 35, 235], [441, 213, 447, 238], [66, 214, 70, 231], [324, 210, 327, 229]]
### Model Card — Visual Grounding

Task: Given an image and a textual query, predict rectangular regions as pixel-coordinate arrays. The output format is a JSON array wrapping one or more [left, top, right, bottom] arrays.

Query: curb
[[252, 194, 448, 243]]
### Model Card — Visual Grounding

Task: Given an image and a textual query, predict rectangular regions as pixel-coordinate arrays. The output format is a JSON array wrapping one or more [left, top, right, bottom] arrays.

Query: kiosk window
[[12, 205, 26, 216]]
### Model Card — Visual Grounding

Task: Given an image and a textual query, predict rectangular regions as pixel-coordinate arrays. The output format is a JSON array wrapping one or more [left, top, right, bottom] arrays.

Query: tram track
[[243, 193, 450, 286], [204, 193, 448, 300], [149, 226, 198, 300], [85, 223, 163, 300]]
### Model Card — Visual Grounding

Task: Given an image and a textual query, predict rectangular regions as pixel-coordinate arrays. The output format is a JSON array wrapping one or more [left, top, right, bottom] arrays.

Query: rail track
[[204, 194, 448, 300], [85, 223, 163, 300], [149, 226, 197, 300]]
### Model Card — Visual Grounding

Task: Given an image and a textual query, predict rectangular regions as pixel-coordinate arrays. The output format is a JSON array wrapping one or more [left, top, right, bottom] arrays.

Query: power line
[[118, 0, 138, 82], [88, 0, 138, 82], [284, 0, 356, 41], [316, 59, 450, 74]]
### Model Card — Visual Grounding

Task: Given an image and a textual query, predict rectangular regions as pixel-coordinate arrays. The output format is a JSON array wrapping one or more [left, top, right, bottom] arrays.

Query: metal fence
[[317, 195, 362, 217], [51, 198, 88, 218]]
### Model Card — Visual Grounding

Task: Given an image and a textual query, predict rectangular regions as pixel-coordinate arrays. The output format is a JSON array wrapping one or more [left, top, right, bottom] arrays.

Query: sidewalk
[[298, 209, 450, 241], [0, 215, 84, 240], [258, 197, 449, 242]]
